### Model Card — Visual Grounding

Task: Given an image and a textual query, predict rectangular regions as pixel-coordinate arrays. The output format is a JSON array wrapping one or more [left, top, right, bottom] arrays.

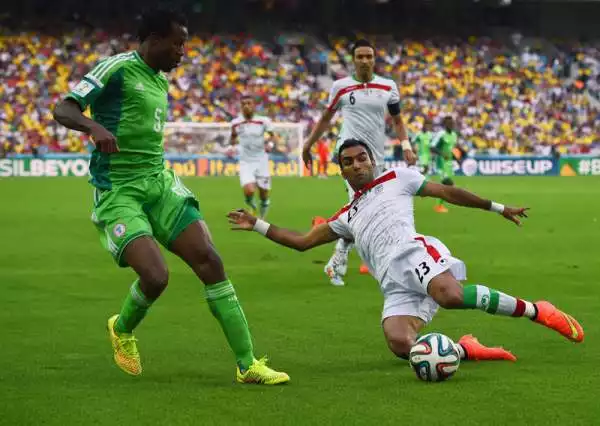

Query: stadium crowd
[[1, 29, 599, 157]]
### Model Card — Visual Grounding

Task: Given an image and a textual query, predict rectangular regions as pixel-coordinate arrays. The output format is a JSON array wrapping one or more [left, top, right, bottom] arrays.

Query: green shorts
[[91, 169, 203, 267], [436, 159, 454, 180]]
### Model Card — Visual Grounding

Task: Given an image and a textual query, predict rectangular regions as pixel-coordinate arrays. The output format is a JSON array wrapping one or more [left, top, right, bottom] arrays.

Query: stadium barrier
[[1, 154, 599, 177]]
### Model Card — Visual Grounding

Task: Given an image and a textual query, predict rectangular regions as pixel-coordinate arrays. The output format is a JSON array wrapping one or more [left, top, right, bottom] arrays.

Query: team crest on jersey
[[113, 223, 126, 238]]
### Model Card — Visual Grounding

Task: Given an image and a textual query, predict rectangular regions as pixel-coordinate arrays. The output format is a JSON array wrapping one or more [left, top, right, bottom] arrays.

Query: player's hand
[[227, 209, 257, 231], [302, 143, 313, 169], [501, 207, 529, 226], [403, 148, 417, 166], [90, 124, 119, 154]]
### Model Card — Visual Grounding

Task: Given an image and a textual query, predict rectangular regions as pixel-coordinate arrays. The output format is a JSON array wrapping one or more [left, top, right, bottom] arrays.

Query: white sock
[[455, 343, 466, 360], [335, 238, 353, 255]]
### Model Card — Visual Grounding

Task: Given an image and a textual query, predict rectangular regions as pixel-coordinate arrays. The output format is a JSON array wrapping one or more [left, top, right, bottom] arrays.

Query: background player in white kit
[[302, 39, 417, 286], [230, 95, 274, 218], [229, 139, 584, 363]]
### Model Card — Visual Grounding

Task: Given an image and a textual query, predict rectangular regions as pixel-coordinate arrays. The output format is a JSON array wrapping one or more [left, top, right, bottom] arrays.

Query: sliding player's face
[[353, 47, 375, 76], [241, 98, 255, 116], [153, 23, 188, 72], [340, 145, 375, 190], [424, 120, 433, 131]]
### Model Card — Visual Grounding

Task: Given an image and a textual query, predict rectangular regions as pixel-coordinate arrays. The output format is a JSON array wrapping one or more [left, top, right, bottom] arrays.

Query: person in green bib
[[431, 116, 459, 213], [413, 118, 434, 175], [53, 8, 288, 384]]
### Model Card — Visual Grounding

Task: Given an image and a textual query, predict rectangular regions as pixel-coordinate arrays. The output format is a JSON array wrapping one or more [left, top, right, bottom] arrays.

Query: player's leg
[[382, 269, 514, 362], [256, 158, 271, 219], [413, 236, 583, 343], [382, 315, 426, 359], [152, 170, 289, 384], [434, 162, 453, 213], [427, 272, 584, 343], [324, 179, 354, 286], [93, 186, 165, 375], [169, 221, 289, 384], [319, 154, 328, 178], [239, 162, 257, 213]]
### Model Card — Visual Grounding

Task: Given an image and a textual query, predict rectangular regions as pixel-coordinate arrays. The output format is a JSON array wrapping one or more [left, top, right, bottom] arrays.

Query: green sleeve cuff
[[416, 178, 428, 196], [64, 94, 87, 111]]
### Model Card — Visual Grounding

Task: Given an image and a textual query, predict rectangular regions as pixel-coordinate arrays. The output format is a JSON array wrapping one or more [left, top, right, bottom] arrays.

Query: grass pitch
[[1, 176, 598, 425]]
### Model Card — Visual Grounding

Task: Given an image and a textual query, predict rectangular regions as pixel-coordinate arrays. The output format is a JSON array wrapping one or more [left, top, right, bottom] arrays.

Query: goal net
[[164, 122, 306, 177]]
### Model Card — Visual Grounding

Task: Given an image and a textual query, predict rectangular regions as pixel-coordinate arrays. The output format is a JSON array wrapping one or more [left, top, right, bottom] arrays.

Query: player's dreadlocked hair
[[138, 8, 187, 42], [351, 39, 375, 57], [337, 139, 375, 165]]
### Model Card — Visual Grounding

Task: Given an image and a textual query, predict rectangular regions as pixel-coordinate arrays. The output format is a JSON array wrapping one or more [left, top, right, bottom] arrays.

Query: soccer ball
[[409, 333, 460, 382]]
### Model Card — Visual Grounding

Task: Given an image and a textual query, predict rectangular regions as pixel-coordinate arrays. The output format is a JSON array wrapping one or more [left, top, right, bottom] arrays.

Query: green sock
[[259, 198, 270, 218], [114, 280, 154, 334], [437, 198, 445, 207], [245, 195, 257, 211], [205, 280, 254, 370], [462, 284, 536, 318]]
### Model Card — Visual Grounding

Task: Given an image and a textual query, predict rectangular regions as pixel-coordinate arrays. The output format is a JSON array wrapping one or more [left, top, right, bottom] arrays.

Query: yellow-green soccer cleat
[[107, 314, 142, 376], [236, 357, 290, 385]]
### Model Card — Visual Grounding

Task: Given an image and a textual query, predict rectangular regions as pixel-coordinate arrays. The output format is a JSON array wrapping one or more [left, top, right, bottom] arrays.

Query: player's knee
[[431, 282, 463, 309], [141, 264, 169, 295], [386, 333, 415, 358], [193, 245, 224, 271]]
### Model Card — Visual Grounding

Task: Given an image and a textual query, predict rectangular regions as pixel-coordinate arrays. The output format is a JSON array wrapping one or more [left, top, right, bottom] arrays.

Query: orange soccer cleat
[[434, 204, 449, 213], [312, 216, 327, 228], [359, 264, 369, 275], [533, 301, 584, 343], [458, 334, 517, 362]]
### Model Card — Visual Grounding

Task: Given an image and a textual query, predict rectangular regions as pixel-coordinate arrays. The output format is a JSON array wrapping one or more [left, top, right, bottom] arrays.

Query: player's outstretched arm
[[419, 182, 529, 226], [53, 99, 119, 153], [391, 113, 416, 166], [227, 209, 340, 251], [302, 109, 335, 167]]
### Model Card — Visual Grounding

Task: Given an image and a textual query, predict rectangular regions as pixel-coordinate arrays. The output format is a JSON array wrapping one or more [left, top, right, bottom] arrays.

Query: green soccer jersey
[[433, 130, 458, 167], [66, 51, 169, 189], [414, 131, 433, 163]]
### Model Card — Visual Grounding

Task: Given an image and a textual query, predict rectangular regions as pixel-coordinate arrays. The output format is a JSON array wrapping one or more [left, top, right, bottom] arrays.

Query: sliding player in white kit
[[229, 139, 584, 364], [230, 95, 274, 218], [302, 39, 417, 287]]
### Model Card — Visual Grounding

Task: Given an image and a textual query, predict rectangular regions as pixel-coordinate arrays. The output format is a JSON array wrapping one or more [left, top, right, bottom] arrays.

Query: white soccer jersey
[[328, 167, 426, 283], [327, 75, 401, 166], [231, 115, 273, 162]]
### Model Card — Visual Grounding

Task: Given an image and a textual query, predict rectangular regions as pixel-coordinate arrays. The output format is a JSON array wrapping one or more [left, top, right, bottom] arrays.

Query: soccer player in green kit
[[53, 9, 289, 384], [413, 118, 433, 175], [431, 116, 458, 213]]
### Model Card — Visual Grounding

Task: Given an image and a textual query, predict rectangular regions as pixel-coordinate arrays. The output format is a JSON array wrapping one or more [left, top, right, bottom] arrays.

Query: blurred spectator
[[1, 30, 598, 157]]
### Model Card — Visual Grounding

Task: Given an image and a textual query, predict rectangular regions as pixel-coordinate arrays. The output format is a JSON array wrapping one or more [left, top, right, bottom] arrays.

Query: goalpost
[[164, 122, 306, 177]]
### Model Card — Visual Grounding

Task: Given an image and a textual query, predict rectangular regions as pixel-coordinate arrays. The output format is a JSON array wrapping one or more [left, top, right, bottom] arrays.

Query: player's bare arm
[[227, 209, 339, 251], [53, 98, 119, 153], [302, 108, 335, 167], [391, 113, 416, 166], [230, 127, 238, 145], [419, 182, 529, 226]]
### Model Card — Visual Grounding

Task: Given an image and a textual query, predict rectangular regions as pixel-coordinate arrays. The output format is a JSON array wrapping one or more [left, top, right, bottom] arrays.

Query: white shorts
[[239, 158, 271, 190], [381, 235, 467, 324], [344, 164, 386, 201]]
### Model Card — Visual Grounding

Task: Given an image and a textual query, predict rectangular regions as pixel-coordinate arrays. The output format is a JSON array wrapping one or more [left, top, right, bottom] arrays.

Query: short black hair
[[138, 8, 187, 42], [351, 39, 375, 57], [337, 139, 374, 164]]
